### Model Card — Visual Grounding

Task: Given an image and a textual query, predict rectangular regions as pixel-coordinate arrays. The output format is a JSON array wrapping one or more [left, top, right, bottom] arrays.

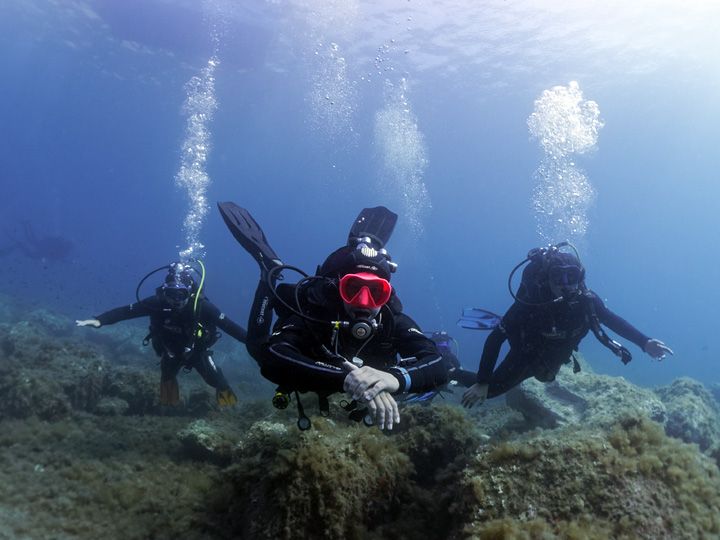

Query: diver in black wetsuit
[[461, 244, 673, 408], [218, 202, 448, 430], [76, 261, 247, 407]]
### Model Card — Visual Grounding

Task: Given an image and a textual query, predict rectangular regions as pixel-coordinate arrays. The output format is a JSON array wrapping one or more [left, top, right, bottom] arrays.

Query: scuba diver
[[218, 202, 448, 431], [426, 331, 476, 388], [76, 261, 247, 407], [460, 243, 673, 408]]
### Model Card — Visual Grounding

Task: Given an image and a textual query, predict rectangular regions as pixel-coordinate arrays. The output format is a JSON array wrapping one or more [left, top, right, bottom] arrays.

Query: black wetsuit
[[477, 290, 649, 397], [96, 296, 247, 391], [251, 282, 448, 397]]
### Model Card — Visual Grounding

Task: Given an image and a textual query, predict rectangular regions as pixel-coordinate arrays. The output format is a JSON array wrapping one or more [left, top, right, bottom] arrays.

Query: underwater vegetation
[[455, 416, 720, 539], [2, 304, 720, 539]]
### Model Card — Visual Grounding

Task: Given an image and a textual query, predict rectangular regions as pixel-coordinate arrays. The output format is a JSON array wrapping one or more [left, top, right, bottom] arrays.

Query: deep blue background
[[1, 0, 718, 387]]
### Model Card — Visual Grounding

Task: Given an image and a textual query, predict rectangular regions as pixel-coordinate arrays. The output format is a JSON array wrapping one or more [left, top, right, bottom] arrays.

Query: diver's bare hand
[[462, 383, 489, 408], [365, 391, 400, 430], [343, 365, 400, 401], [75, 319, 101, 328], [644, 338, 673, 360]]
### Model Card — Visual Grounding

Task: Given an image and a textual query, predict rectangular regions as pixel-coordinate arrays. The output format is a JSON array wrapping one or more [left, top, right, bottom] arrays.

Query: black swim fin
[[348, 206, 398, 249], [218, 202, 282, 270]]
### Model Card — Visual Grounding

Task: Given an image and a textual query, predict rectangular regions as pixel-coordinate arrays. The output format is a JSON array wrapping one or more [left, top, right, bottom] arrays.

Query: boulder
[[506, 359, 666, 429], [654, 377, 720, 451], [178, 419, 237, 465], [95, 397, 130, 416]]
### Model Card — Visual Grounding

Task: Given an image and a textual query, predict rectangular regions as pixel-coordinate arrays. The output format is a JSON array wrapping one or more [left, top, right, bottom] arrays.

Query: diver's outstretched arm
[[590, 292, 672, 358]]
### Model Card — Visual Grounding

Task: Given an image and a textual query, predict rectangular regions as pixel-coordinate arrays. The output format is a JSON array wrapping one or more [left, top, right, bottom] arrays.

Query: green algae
[[3, 307, 720, 540], [455, 416, 720, 539], [214, 417, 414, 540]]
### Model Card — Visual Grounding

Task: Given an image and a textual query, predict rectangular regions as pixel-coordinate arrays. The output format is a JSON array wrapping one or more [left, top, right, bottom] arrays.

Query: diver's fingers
[[75, 319, 100, 328], [378, 392, 399, 430], [383, 392, 400, 428], [366, 396, 377, 419], [368, 395, 380, 426], [373, 394, 388, 430], [462, 390, 478, 409], [377, 392, 392, 429]]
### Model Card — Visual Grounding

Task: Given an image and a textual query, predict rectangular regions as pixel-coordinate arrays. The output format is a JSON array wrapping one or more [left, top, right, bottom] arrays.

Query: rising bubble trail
[[175, 55, 219, 261], [527, 81, 603, 244], [301, 0, 359, 141], [374, 79, 431, 238]]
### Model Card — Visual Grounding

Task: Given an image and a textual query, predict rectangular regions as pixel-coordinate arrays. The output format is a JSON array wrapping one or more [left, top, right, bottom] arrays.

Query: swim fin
[[348, 206, 398, 249], [216, 388, 238, 407], [218, 202, 282, 270], [457, 308, 502, 331], [160, 377, 180, 406]]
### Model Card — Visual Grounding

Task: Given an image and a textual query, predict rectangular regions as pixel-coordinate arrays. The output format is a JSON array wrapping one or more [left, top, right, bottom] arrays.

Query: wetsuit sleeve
[[199, 300, 248, 343], [261, 315, 346, 395], [476, 328, 507, 384], [95, 297, 155, 326], [475, 302, 520, 384], [591, 293, 650, 349], [388, 314, 448, 393]]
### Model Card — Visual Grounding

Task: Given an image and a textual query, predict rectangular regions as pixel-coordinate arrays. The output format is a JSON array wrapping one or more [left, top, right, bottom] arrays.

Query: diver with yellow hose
[[76, 260, 247, 407]]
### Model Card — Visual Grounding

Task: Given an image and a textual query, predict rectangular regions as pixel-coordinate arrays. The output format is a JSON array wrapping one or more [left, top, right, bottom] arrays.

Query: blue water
[[1, 0, 718, 388]]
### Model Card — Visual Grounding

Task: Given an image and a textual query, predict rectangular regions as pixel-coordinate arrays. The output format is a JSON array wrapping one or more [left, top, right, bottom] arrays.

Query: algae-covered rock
[[655, 377, 720, 451], [452, 416, 720, 539], [395, 404, 484, 480], [2, 299, 720, 540], [0, 415, 220, 540], [80, 320, 149, 366], [178, 418, 239, 465], [215, 417, 414, 539], [95, 397, 130, 416], [102, 367, 159, 415], [506, 359, 666, 429], [0, 325, 110, 420], [208, 406, 485, 540], [0, 370, 72, 420], [27, 308, 74, 337], [707, 382, 720, 406]]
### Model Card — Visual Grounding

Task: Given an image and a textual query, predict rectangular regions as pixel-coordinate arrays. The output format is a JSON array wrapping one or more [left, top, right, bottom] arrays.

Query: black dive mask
[[162, 288, 189, 309], [548, 264, 583, 287]]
